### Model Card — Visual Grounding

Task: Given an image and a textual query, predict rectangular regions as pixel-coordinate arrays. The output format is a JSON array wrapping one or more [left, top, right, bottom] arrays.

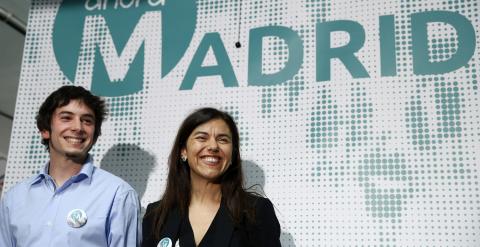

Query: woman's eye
[[219, 138, 230, 143]]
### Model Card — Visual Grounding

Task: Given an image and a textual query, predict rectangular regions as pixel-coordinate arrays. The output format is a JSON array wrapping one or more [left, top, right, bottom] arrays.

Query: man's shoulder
[[91, 167, 137, 193], [1, 174, 40, 201]]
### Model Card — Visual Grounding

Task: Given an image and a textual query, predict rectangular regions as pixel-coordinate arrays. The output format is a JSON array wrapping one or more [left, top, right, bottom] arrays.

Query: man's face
[[41, 100, 96, 162]]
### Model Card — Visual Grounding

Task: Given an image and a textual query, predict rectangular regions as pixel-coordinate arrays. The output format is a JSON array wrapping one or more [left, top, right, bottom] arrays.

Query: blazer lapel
[[160, 207, 183, 243], [204, 201, 235, 246]]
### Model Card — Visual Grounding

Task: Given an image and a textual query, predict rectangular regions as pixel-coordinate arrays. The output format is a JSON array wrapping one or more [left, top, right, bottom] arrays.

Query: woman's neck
[[190, 179, 222, 204]]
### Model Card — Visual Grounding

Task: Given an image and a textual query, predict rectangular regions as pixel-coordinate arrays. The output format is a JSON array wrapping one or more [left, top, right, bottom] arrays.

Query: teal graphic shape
[[406, 78, 463, 150], [52, 0, 197, 96], [411, 11, 476, 75], [181, 32, 238, 90], [307, 88, 340, 150], [316, 20, 369, 81], [358, 152, 411, 218], [248, 26, 303, 86]]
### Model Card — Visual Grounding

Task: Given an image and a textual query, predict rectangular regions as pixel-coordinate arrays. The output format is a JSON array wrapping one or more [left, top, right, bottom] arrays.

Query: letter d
[[412, 11, 476, 75]]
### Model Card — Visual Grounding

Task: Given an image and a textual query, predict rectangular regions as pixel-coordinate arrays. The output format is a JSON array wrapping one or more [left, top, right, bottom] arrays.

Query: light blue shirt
[[0, 156, 141, 247]]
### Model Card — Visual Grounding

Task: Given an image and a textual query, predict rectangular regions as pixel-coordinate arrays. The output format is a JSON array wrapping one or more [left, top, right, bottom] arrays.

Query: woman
[[142, 108, 281, 247]]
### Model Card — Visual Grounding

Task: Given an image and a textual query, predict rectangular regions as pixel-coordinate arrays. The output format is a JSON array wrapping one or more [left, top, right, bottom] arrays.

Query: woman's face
[[181, 119, 233, 183]]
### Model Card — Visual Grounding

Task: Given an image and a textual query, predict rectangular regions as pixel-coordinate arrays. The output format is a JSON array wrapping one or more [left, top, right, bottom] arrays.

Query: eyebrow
[[192, 131, 232, 139], [57, 111, 95, 119]]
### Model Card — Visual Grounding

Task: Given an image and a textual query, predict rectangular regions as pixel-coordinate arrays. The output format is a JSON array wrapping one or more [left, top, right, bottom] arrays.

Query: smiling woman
[[142, 108, 281, 247], [182, 118, 234, 184]]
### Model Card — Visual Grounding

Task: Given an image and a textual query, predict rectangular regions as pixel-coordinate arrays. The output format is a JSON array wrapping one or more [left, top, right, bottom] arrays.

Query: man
[[0, 86, 141, 246]]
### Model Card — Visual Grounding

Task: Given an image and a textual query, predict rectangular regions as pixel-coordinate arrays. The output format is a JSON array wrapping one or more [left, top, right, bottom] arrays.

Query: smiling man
[[0, 86, 141, 247]]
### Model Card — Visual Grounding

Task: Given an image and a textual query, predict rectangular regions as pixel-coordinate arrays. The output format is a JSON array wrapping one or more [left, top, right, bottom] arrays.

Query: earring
[[181, 155, 187, 162]]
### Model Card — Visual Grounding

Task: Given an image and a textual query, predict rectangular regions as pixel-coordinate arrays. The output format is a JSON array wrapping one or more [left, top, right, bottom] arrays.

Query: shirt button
[[46, 221, 52, 226]]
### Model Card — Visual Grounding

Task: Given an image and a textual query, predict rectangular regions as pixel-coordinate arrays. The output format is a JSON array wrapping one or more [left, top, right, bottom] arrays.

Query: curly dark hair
[[36, 85, 107, 149]]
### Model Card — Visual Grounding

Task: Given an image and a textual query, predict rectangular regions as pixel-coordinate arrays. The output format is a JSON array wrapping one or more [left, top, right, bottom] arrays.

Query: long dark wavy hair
[[150, 107, 256, 239]]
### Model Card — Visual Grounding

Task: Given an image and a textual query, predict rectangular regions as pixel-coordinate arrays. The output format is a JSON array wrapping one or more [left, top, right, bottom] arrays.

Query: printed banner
[[4, 0, 480, 245]]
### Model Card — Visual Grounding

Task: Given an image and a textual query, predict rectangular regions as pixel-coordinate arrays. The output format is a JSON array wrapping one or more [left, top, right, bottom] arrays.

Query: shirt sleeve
[[250, 197, 281, 247], [0, 192, 15, 247], [107, 188, 141, 247]]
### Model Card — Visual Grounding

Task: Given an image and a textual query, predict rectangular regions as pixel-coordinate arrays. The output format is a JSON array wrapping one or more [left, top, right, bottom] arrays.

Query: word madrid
[[54, 3, 476, 96]]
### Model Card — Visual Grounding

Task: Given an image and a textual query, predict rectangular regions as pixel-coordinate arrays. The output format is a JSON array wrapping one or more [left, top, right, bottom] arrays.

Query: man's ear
[[40, 130, 50, 140]]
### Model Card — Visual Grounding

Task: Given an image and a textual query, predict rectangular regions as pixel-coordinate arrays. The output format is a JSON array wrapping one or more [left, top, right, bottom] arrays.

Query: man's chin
[[65, 151, 88, 161]]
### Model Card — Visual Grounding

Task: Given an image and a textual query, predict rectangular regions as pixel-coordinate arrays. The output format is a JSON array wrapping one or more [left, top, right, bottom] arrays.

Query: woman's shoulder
[[145, 200, 162, 217], [146, 200, 162, 209], [242, 193, 281, 246], [244, 193, 277, 219], [246, 193, 273, 207]]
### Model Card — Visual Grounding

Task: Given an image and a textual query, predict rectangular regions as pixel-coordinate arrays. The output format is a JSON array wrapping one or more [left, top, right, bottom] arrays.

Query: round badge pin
[[66, 209, 88, 228], [158, 237, 173, 247]]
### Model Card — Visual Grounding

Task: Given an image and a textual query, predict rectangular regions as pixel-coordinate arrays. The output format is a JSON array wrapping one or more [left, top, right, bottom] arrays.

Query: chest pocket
[[66, 216, 107, 245]]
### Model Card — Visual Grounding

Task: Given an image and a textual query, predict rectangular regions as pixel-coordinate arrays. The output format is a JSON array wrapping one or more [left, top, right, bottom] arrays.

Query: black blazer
[[142, 195, 281, 247]]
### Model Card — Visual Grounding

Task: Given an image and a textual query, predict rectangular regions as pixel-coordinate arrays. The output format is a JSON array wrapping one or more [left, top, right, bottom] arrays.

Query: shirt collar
[[30, 155, 95, 185]]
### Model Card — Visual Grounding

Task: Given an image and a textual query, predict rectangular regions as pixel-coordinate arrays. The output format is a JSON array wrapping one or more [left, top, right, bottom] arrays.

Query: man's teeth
[[65, 137, 83, 144]]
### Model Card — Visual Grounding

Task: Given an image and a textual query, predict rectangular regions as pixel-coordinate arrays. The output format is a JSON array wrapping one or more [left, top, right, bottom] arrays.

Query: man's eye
[[83, 119, 94, 125]]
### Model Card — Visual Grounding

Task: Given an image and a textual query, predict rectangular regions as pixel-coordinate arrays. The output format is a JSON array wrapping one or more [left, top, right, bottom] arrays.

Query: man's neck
[[48, 154, 87, 187]]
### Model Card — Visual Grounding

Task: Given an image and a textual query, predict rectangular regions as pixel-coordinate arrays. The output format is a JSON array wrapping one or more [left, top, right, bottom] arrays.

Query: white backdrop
[[4, 0, 480, 245]]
